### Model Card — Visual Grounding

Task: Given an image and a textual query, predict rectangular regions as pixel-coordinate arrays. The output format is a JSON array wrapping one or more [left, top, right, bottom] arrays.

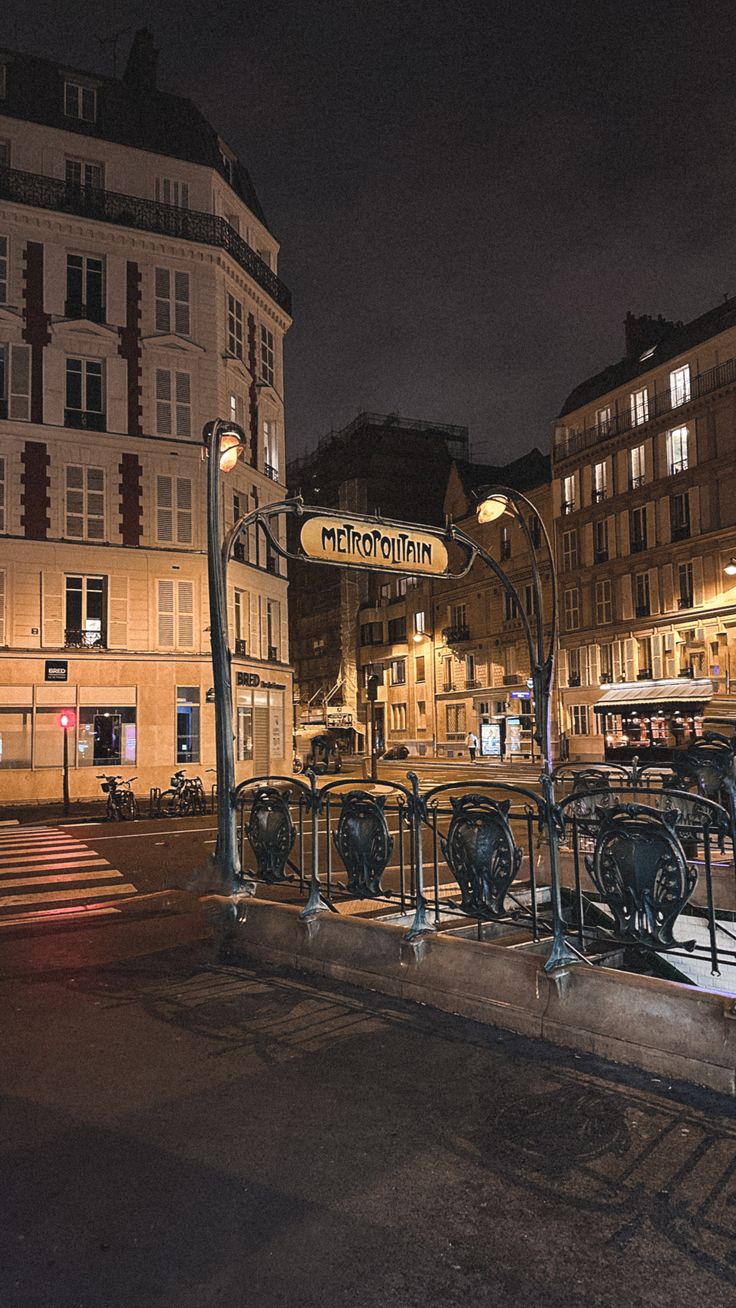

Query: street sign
[[299, 515, 449, 575], [326, 711, 353, 729]]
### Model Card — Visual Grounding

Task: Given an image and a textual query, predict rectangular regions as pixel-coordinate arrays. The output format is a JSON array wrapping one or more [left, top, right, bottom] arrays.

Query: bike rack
[[149, 786, 162, 818]]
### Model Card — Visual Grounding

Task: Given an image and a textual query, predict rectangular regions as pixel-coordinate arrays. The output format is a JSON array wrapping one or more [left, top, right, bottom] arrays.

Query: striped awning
[[593, 678, 714, 714]]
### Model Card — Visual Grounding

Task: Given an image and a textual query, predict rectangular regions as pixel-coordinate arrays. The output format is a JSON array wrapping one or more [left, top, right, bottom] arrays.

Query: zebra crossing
[[0, 825, 138, 927]]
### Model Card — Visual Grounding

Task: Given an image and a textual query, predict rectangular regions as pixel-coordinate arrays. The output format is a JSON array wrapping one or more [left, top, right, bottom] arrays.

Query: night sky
[[4, 0, 736, 461]]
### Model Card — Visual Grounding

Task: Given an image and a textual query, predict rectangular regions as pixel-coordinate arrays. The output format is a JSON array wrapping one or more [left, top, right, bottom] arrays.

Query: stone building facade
[[0, 32, 292, 800]]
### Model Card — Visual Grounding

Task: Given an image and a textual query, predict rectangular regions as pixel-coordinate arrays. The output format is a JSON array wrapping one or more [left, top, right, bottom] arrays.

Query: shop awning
[[593, 678, 714, 715]]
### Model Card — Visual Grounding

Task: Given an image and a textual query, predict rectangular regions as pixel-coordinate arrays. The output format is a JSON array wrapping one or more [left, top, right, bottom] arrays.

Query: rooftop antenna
[[97, 26, 132, 78]]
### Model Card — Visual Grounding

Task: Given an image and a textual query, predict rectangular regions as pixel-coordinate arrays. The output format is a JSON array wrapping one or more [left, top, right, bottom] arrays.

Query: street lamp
[[203, 417, 247, 894], [467, 484, 576, 972]]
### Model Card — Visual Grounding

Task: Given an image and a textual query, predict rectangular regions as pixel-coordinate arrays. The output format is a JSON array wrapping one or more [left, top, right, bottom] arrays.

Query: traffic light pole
[[62, 723, 70, 817]]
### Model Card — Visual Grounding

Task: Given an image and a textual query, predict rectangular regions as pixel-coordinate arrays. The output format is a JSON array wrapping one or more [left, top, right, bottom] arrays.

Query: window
[[630, 387, 649, 427], [227, 294, 244, 358], [155, 177, 189, 208], [595, 578, 612, 624], [568, 647, 581, 687], [388, 616, 407, 642], [670, 492, 690, 541], [595, 406, 612, 435], [637, 636, 652, 678], [237, 703, 253, 761], [630, 506, 647, 553], [64, 81, 96, 122], [360, 621, 383, 645], [417, 700, 427, 730], [414, 610, 426, 636], [234, 589, 249, 648], [562, 474, 576, 514], [446, 704, 466, 738], [260, 324, 275, 385], [0, 455, 4, 532], [65, 466, 104, 540], [395, 577, 408, 598], [155, 369, 192, 437], [65, 157, 103, 190], [569, 705, 589, 736], [78, 705, 136, 768], [670, 365, 691, 408], [667, 425, 689, 475], [500, 525, 511, 560], [390, 703, 407, 733], [379, 582, 391, 602], [0, 342, 31, 420], [593, 519, 608, 564], [415, 654, 426, 682], [450, 602, 467, 628], [65, 575, 106, 648], [266, 599, 281, 661], [634, 572, 650, 617], [263, 419, 279, 479], [593, 461, 607, 502], [390, 657, 406, 685], [628, 444, 645, 489], [157, 579, 194, 648], [65, 357, 104, 430], [678, 561, 694, 609], [66, 253, 104, 321], [562, 528, 578, 571], [600, 643, 614, 684], [0, 235, 7, 304], [155, 268, 190, 335], [563, 587, 580, 631], [528, 514, 542, 549], [524, 584, 538, 616], [229, 392, 245, 429], [0, 707, 32, 769], [176, 687, 200, 763], [504, 591, 517, 621], [156, 476, 192, 544]]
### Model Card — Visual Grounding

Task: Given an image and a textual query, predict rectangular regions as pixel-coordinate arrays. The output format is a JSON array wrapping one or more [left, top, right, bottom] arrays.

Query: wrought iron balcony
[[64, 628, 106, 649], [671, 522, 691, 541], [0, 163, 292, 314], [593, 549, 609, 564], [233, 541, 247, 563], [630, 536, 647, 554], [263, 462, 279, 481], [268, 645, 279, 662], [442, 624, 470, 644], [678, 595, 694, 610], [64, 408, 105, 431], [635, 604, 651, 618], [592, 488, 607, 503], [234, 638, 247, 656], [568, 674, 581, 688]]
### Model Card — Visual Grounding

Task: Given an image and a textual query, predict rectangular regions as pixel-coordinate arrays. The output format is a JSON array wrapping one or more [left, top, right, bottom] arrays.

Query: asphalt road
[[2, 938, 736, 1308]]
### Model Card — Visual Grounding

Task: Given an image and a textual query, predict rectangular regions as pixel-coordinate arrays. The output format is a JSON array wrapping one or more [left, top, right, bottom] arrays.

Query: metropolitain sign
[[299, 515, 449, 575]]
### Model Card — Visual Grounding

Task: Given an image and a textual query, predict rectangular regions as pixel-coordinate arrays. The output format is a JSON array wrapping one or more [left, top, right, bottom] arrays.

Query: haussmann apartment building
[[0, 31, 293, 801]]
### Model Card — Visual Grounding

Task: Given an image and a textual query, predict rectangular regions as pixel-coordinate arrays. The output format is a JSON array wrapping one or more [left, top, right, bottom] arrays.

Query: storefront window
[[0, 707, 32, 769], [176, 686, 200, 763], [77, 706, 136, 766], [34, 707, 67, 767], [237, 706, 253, 760]]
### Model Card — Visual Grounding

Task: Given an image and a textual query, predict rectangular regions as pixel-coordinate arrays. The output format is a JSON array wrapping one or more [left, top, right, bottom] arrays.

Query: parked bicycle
[[98, 774, 140, 821], [156, 770, 207, 817]]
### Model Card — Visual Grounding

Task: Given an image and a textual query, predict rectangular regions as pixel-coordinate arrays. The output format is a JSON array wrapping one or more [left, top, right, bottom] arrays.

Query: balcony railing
[[234, 638, 247, 656], [64, 628, 106, 649], [268, 645, 279, 662], [678, 595, 694, 610], [553, 352, 736, 461], [0, 163, 292, 314], [630, 536, 647, 554], [263, 462, 279, 482], [593, 549, 609, 564], [671, 522, 691, 541], [635, 605, 651, 618], [64, 408, 105, 431], [442, 624, 470, 643]]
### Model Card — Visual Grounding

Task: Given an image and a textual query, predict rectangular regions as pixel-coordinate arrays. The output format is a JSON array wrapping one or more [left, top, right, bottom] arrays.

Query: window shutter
[[580, 645, 590, 687], [692, 557, 704, 608], [582, 522, 593, 566], [606, 515, 616, 560], [624, 638, 637, 681], [657, 496, 670, 545], [588, 644, 600, 687], [108, 575, 128, 649], [655, 430, 667, 479], [155, 369, 172, 434], [652, 634, 664, 680], [177, 580, 194, 647], [646, 501, 656, 547], [174, 372, 191, 437], [176, 477, 192, 544], [556, 647, 568, 688], [9, 344, 31, 420], [154, 268, 170, 332], [615, 449, 628, 494], [690, 486, 701, 536], [0, 570, 5, 645], [619, 574, 634, 620], [612, 640, 623, 682], [42, 571, 64, 647], [605, 455, 614, 495], [661, 564, 675, 612], [644, 437, 653, 482], [250, 595, 261, 659], [618, 510, 629, 557], [157, 579, 175, 646], [648, 568, 660, 615], [156, 475, 173, 541], [551, 479, 561, 517], [580, 464, 592, 507], [174, 272, 190, 335]]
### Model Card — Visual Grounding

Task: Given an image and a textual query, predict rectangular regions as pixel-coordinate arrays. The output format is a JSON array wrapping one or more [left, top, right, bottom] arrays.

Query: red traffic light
[[58, 710, 76, 730]]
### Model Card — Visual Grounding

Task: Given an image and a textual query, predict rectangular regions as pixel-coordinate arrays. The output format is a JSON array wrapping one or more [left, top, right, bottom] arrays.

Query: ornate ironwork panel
[[671, 733, 735, 802], [567, 770, 615, 824], [441, 795, 522, 919], [332, 791, 394, 897], [585, 804, 697, 949], [246, 787, 295, 883]]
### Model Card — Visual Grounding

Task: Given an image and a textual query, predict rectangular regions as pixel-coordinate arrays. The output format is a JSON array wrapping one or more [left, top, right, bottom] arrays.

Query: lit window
[[562, 474, 576, 514], [630, 387, 649, 427], [570, 705, 589, 736], [390, 658, 406, 685], [629, 443, 645, 488], [595, 406, 612, 434], [593, 461, 607, 502], [670, 365, 691, 408], [667, 425, 689, 475]]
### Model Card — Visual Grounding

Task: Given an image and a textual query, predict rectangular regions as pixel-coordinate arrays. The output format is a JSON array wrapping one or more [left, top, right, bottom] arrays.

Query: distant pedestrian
[[465, 730, 478, 762]]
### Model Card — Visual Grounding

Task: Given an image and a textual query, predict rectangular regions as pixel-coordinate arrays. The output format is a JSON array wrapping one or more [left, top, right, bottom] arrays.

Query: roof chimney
[[624, 310, 674, 360], [123, 28, 159, 91]]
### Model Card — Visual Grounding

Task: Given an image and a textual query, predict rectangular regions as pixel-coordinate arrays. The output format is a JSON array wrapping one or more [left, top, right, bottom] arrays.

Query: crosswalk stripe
[[0, 906, 121, 927], [0, 884, 138, 909], [0, 850, 107, 867], [0, 825, 138, 924], [0, 861, 113, 878], [0, 870, 124, 890]]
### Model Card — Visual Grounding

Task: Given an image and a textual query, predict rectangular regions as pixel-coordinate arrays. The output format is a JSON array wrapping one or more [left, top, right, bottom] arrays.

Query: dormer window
[[64, 81, 97, 123], [220, 151, 234, 185]]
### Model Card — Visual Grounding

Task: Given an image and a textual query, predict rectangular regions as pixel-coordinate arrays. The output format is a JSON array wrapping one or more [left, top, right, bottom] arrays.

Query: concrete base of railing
[[230, 899, 736, 1096]]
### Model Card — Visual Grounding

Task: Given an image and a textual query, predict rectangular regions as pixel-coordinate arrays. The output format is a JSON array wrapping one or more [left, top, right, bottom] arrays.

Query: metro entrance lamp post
[[470, 485, 576, 971]]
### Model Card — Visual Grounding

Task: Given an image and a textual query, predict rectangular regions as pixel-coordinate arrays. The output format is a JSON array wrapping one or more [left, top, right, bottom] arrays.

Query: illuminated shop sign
[[300, 516, 449, 575]]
